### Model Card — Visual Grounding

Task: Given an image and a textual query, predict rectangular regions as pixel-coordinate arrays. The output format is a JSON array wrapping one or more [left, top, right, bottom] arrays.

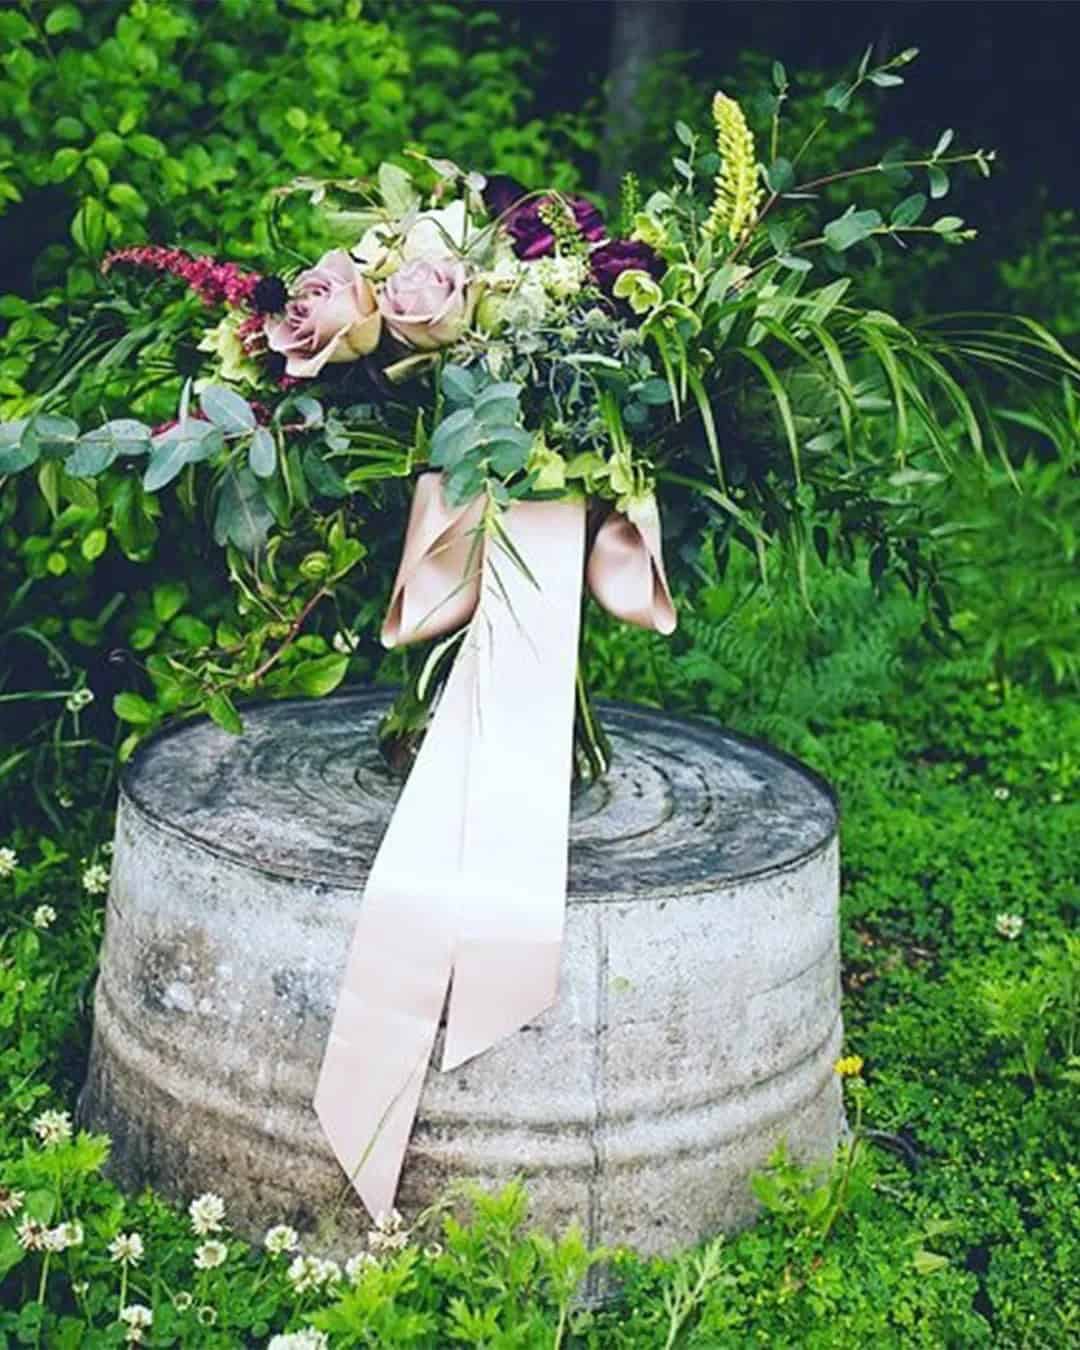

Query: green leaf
[[487, 429, 533, 476], [81, 528, 107, 561], [891, 193, 926, 227], [67, 419, 150, 476], [869, 71, 904, 87], [934, 128, 954, 156], [823, 208, 882, 252], [113, 692, 156, 725], [213, 465, 274, 555], [248, 426, 276, 478], [912, 1249, 950, 1276], [290, 653, 349, 698], [378, 161, 418, 216], [932, 216, 964, 234], [473, 382, 521, 426], [152, 581, 188, 624], [301, 447, 349, 499], [429, 408, 479, 468], [777, 254, 812, 273], [764, 158, 794, 193], [44, 3, 83, 35], [441, 363, 477, 404], [206, 692, 243, 734], [928, 165, 950, 199], [71, 198, 108, 256], [144, 422, 222, 491], [200, 385, 255, 433], [30, 415, 79, 460], [0, 420, 37, 473], [772, 61, 787, 90], [674, 119, 694, 147], [637, 378, 673, 405], [823, 83, 851, 111]]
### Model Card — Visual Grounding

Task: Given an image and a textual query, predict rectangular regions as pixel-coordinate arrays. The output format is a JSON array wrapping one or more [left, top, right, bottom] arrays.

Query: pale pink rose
[[265, 250, 380, 378], [377, 258, 472, 351]]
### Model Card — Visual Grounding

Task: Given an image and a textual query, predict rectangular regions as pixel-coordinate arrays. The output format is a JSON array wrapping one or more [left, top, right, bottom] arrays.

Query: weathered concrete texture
[[79, 690, 844, 1261]]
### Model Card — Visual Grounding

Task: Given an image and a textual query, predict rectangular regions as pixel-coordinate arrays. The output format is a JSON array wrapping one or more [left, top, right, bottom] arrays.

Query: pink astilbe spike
[[102, 246, 262, 308]]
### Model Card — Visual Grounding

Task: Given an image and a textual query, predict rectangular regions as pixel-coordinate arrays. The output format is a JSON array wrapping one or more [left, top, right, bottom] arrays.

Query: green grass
[[1, 562, 1077, 1346]]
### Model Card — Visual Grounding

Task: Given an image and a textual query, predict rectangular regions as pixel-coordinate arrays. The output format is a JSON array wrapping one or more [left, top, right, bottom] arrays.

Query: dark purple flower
[[590, 238, 665, 293], [482, 173, 607, 260]]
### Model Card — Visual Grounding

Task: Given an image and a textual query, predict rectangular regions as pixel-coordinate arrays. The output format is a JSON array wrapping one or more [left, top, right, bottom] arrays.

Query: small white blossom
[[197, 1306, 217, 1326], [82, 863, 110, 895], [367, 1206, 410, 1256], [535, 254, 586, 298], [1050, 790, 1064, 804], [16, 1216, 48, 1251], [345, 1250, 376, 1282], [108, 1231, 144, 1265], [32, 904, 57, 930], [993, 786, 1011, 801], [268, 1331, 330, 1350], [194, 1239, 228, 1270], [264, 1223, 300, 1255], [72, 1280, 89, 1297], [32, 1108, 73, 1147], [120, 1305, 153, 1329], [0, 1186, 25, 1218], [102, 840, 114, 855], [995, 912, 1024, 940], [65, 687, 94, 713], [0, 846, 17, 879], [188, 1191, 226, 1235], [173, 1291, 193, 1311], [331, 630, 360, 655], [285, 1254, 341, 1293], [57, 791, 74, 809], [45, 1220, 84, 1251]]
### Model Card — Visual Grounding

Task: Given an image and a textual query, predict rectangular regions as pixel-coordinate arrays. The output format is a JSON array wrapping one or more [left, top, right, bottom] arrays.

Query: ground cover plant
[[1, 548, 1077, 1346]]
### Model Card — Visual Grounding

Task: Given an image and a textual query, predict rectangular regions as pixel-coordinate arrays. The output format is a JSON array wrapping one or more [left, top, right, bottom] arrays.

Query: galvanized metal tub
[[79, 689, 844, 1259]]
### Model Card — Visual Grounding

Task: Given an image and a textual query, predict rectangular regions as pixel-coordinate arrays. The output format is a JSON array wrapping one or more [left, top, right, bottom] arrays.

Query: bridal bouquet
[[0, 46, 1071, 763]]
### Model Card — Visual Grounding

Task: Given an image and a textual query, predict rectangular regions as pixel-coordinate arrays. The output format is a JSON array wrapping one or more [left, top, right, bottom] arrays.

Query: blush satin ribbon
[[314, 472, 676, 1219]]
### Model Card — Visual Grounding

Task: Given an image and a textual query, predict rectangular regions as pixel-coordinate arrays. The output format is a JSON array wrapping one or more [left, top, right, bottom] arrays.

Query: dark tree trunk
[[598, 0, 688, 202]]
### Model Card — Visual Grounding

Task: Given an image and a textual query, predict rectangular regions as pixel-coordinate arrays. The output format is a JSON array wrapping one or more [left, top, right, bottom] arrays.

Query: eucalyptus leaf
[[212, 464, 274, 554], [487, 428, 534, 476], [429, 407, 479, 468], [143, 422, 223, 492], [378, 161, 418, 216], [473, 382, 521, 426], [441, 363, 477, 405], [0, 420, 37, 474], [200, 384, 256, 434], [30, 414, 80, 461], [248, 426, 277, 479], [67, 420, 150, 476]]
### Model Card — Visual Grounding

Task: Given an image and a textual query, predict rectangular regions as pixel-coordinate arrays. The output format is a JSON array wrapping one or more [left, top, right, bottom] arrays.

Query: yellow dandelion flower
[[833, 1054, 864, 1077]]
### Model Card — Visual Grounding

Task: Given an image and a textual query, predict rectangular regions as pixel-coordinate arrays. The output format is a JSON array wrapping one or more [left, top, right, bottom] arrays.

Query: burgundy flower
[[482, 174, 607, 260], [590, 238, 664, 293]]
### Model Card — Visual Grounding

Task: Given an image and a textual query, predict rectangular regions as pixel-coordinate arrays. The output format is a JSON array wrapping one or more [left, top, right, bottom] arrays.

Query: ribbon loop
[[586, 496, 677, 635]]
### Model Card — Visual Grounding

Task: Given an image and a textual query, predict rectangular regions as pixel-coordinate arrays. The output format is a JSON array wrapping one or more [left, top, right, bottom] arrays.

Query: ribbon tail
[[441, 497, 586, 1070], [586, 495, 677, 634]]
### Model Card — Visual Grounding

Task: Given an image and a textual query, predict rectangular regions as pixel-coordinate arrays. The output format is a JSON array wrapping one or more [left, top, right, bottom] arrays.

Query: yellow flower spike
[[703, 92, 764, 246], [833, 1054, 865, 1078]]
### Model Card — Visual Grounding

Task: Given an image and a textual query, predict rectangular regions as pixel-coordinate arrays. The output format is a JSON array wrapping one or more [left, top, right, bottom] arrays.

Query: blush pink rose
[[264, 250, 381, 378], [377, 258, 472, 351]]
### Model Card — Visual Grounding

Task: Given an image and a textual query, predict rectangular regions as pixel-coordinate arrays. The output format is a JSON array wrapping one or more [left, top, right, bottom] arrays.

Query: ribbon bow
[[314, 472, 676, 1218]]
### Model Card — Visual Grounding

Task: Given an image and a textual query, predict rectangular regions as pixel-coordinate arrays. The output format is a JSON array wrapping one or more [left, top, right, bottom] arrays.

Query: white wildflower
[[32, 904, 57, 930], [536, 254, 586, 298], [102, 841, 114, 855], [120, 1305, 153, 1329], [368, 1206, 410, 1256], [197, 1305, 217, 1326], [995, 912, 1024, 940], [65, 688, 94, 713], [345, 1250, 376, 1282], [32, 1108, 73, 1147], [193, 1239, 228, 1270], [264, 1223, 300, 1255], [993, 786, 1011, 801], [0, 1186, 25, 1218], [57, 791, 73, 809], [16, 1216, 48, 1251], [268, 1331, 330, 1350], [108, 1231, 144, 1265], [331, 631, 359, 655], [1050, 790, 1064, 804], [188, 1191, 226, 1235], [45, 1220, 84, 1251], [0, 846, 17, 878], [72, 1280, 89, 1297], [286, 1254, 340, 1293], [173, 1291, 193, 1311], [82, 863, 110, 895]]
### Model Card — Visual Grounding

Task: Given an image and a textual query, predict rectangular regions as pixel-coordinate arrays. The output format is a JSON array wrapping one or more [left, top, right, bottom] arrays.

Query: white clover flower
[[120, 1305, 153, 1329], [0, 846, 17, 879], [65, 688, 94, 713], [194, 1239, 228, 1270], [367, 1206, 410, 1256], [197, 1305, 217, 1326], [286, 1254, 340, 1293], [82, 863, 110, 895], [264, 1223, 300, 1255], [268, 1331, 330, 1350], [108, 1231, 144, 1265], [345, 1250, 376, 1282], [188, 1191, 226, 1235], [993, 786, 1011, 801], [995, 912, 1024, 940], [102, 841, 114, 855], [72, 1280, 89, 1297], [16, 1216, 48, 1251], [331, 630, 360, 655], [0, 1186, 25, 1218], [32, 1108, 73, 1147], [32, 904, 57, 930], [173, 1291, 193, 1311], [57, 791, 73, 809], [45, 1220, 84, 1251]]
